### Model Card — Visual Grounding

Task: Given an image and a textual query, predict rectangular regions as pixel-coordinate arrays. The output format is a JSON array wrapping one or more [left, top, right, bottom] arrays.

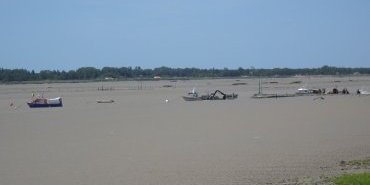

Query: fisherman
[[357, 89, 361, 95], [342, 88, 348, 94], [332, 88, 338, 94], [317, 89, 322, 94]]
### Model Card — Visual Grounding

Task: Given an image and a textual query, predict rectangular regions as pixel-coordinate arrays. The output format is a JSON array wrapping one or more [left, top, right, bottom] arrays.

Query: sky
[[1, 0, 370, 71]]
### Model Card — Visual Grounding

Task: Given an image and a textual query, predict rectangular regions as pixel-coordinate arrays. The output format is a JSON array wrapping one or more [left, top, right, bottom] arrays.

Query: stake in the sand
[[258, 77, 262, 95]]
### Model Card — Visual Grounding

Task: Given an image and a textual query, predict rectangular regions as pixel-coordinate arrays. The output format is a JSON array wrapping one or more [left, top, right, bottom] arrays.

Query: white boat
[[182, 88, 202, 101], [358, 89, 370, 95], [296, 87, 313, 95]]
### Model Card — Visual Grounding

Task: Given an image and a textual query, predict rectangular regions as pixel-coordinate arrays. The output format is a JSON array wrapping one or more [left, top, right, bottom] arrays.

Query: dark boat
[[96, 99, 114, 103], [182, 88, 238, 101], [203, 90, 238, 100], [27, 97, 63, 108]]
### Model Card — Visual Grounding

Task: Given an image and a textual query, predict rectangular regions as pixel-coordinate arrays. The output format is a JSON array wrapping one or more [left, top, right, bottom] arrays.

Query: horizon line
[[2, 65, 370, 72]]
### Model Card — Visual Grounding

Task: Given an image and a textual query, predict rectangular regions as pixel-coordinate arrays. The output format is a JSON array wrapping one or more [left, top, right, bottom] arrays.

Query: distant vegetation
[[1, 66, 370, 82]]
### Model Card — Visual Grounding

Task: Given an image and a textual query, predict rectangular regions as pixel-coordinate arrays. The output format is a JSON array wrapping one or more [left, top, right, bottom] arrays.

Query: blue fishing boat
[[27, 97, 63, 108]]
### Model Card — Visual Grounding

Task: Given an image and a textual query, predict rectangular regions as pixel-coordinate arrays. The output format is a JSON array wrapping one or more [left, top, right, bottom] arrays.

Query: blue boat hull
[[27, 103, 63, 108]]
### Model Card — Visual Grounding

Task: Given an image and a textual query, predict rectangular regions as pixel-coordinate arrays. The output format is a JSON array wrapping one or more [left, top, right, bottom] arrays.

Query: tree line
[[1, 66, 370, 82]]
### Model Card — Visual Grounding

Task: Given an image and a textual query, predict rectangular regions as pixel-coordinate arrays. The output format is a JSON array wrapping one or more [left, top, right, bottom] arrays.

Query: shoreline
[[1, 74, 370, 85]]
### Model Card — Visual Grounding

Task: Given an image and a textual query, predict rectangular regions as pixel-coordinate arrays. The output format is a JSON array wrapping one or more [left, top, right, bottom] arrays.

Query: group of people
[[313, 88, 350, 95], [330, 88, 350, 94]]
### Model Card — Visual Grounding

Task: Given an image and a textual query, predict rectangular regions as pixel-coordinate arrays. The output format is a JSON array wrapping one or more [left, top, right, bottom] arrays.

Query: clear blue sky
[[1, 0, 370, 71]]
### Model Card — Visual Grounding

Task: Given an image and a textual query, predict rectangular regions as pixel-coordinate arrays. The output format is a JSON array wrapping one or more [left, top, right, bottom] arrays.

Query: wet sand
[[1, 76, 370, 185]]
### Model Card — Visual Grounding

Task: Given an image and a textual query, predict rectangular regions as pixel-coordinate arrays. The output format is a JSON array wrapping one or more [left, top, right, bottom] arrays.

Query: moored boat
[[182, 88, 202, 101], [296, 87, 314, 95], [182, 96, 202, 101], [96, 99, 115, 103], [358, 89, 370, 95], [182, 88, 238, 101], [27, 97, 63, 108]]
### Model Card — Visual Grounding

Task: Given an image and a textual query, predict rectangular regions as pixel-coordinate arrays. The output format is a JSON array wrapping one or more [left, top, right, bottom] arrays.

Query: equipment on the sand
[[182, 89, 238, 101], [96, 99, 115, 103]]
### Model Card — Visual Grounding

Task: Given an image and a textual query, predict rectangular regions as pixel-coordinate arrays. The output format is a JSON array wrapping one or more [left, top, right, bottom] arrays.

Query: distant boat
[[182, 88, 238, 101], [27, 97, 63, 108], [96, 99, 115, 103], [182, 96, 202, 101], [296, 87, 314, 95], [182, 88, 202, 101], [358, 89, 370, 95], [206, 90, 238, 100]]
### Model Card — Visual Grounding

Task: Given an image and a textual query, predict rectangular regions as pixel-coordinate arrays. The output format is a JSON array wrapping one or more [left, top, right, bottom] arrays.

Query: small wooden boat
[[96, 99, 115, 103], [27, 97, 63, 108]]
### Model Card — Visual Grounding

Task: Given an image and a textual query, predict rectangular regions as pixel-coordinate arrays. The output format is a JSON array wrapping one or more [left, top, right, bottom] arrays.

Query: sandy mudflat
[[1, 77, 370, 185]]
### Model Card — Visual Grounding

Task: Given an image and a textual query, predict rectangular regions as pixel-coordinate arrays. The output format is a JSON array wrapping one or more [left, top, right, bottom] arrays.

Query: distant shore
[[1, 74, 370, 85], [2, 66, 370, 84]]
